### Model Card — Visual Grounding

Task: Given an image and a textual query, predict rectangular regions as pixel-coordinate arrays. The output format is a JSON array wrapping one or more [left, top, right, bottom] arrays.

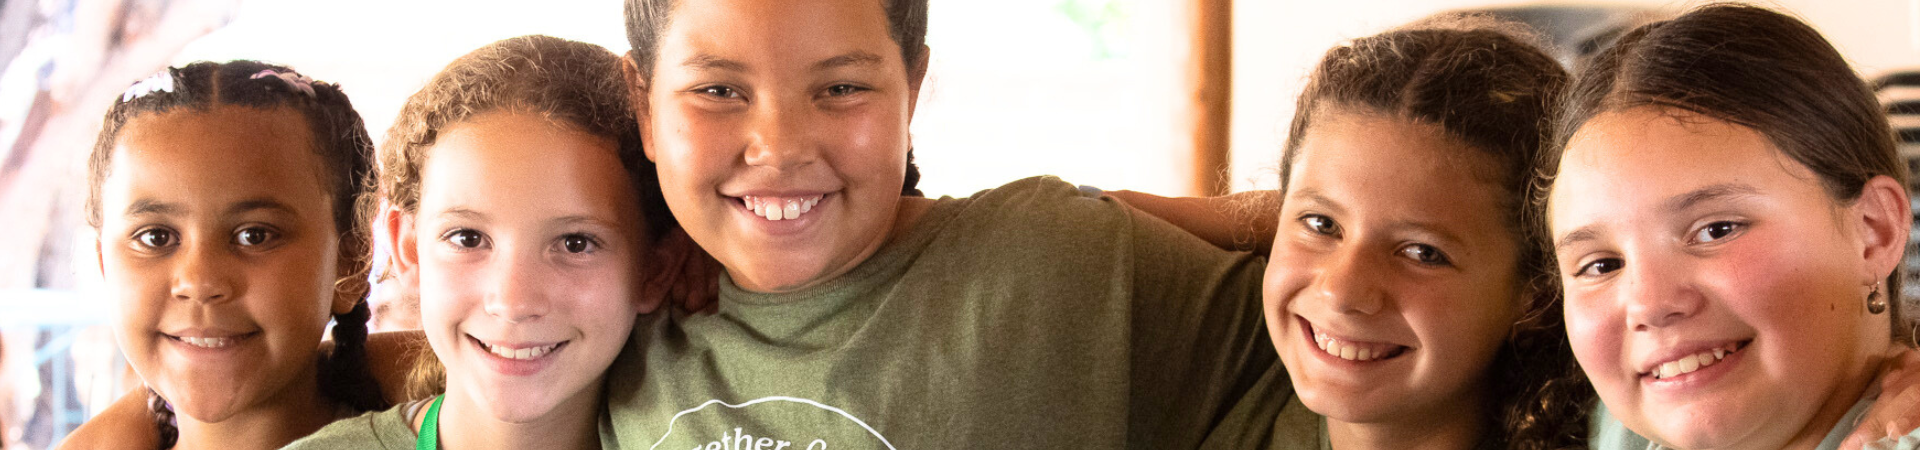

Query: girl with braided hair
[[75, 60, 387, 449]]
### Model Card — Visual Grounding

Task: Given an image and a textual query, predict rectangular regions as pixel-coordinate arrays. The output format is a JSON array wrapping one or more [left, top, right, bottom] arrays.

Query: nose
[[171, 241, 236, 304], [1311, 247, 1386, 316], [1621, 255, 1703, 331], [741, 98, 820, 170], [482, 250, 552, 323]]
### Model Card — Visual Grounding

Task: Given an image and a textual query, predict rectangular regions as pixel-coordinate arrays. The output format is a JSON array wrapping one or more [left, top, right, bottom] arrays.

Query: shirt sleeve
[[1118, 189, 1279, 448]]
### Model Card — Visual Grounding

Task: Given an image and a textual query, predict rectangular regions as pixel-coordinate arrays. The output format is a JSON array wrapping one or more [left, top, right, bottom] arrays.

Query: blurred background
[[0, 0, 1915, 447]]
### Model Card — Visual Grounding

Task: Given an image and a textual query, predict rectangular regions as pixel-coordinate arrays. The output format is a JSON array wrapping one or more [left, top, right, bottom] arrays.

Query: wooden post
[[1187, 0, 1233, 196]]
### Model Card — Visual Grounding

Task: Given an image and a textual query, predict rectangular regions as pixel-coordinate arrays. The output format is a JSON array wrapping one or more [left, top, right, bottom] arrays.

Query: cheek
[[1261, 248, 1317, 316], [415, 263, 477, 331], [825, 109, 908, 182], [1562, 290, 1622, 373]]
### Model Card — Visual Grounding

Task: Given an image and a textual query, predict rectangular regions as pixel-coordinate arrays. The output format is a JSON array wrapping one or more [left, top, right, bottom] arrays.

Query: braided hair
[[85, 60, 388, 449]]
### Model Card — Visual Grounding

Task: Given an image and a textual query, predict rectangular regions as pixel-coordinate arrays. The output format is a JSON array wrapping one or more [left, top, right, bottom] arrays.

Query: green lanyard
[[417, 395, 444, 450]]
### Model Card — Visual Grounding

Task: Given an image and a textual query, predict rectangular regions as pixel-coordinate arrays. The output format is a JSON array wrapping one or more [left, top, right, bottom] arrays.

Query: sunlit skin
[[96, 105, 353, 449], [1549, 107, 1908, 450], [628, 0, 931, 294], [1265, 110, 1524, 450], [388, 111, 652, 450]]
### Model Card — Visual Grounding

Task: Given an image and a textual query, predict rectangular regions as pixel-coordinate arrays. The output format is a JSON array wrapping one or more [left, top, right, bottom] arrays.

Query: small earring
[[1868, 282, 1889, 315]]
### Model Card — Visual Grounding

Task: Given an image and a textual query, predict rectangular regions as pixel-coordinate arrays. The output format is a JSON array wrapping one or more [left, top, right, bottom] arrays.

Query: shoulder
[[283, 403, 417, 450], [937, 176, 1131, 241]]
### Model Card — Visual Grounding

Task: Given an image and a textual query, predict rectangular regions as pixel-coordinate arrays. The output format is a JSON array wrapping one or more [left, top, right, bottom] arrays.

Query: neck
[[1325, 393, 1488, 450], [428, 382, 603, 450], [1772, 353, 1888, 450], [170, 364, 338, 450]]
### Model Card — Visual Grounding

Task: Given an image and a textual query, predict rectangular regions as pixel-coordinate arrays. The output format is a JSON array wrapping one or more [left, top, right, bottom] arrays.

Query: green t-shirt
[[1589, 392, 1920, 450], [281, 399, 425, 450], [601, 176, 1299, 449]]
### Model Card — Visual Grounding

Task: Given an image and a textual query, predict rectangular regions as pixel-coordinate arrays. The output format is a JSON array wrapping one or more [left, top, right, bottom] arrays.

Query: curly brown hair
[[381, 34, 672, 399], [1281, 16, 1593, 450]]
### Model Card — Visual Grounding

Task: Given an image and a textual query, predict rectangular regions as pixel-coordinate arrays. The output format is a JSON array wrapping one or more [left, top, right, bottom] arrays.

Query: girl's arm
[[55, 389, 156, 450], [1102, 189, 1278, 255]]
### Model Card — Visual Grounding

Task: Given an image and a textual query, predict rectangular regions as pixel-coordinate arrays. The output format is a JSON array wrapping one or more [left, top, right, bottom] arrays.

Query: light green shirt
[[1588, 393, 1920, 450], [600, 176, 1283, 449], [281, 399, 426, 450]]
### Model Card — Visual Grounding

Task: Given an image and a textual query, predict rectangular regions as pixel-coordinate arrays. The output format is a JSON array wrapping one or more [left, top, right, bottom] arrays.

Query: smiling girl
[[83, 60, 386, 450], [284, 35, 672, 450], [605, 0, 1283, 448], [1196, 18, 1589, 450], [1536, 4, 1920, 450]]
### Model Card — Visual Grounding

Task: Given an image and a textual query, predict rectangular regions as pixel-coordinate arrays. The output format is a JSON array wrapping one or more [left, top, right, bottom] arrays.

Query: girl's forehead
[[417, 113, 641, 226], [655, 0, 902, 72], [107, 107, 332, 211]]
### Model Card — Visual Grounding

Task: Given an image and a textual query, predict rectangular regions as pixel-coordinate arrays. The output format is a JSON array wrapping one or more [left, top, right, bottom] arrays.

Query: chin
[[480, 390, 566, 424]]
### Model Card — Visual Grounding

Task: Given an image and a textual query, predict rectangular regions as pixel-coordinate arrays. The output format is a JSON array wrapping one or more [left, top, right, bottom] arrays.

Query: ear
[[906, 45, 931, 119], [384, 203, 423, 285], [1854, 175, 1912, 285], [94, 237, 105, 277], [623, 51, 658, 162]]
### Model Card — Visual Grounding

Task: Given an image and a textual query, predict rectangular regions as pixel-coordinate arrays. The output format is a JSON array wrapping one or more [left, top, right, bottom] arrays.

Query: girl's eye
[[1300, 214, 1341, 237], [133, 228, 177, 250], [443, 229, 486, 250], [1398, 243, 1452, 266], [696, 85, 740, 99], [824, 84, 864, 97], [1576, 257, 1624, 278], [559, 234, 598, 254], [1691, 221, 1745, 244], [233, 227, 277, 247]]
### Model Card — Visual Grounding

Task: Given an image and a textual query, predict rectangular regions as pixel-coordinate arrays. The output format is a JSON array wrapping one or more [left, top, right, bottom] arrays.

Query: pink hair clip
[[250, 69, 316, 97]]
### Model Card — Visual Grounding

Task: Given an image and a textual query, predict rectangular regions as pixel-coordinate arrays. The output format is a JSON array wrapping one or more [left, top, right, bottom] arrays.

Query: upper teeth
[[743, 195, 821, 221], [482, 342, 560, 360], [1313, 331, 1400, 362], [179, 336, 234, 348], [1651, 343, 1739, 380]]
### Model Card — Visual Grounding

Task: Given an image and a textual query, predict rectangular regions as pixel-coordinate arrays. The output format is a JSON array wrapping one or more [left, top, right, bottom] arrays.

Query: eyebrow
[[679, 51, 887, 74], [226, 199, 299, 217], [124, 199, 180, 217], [1555, 227, 1599, 252], [436, 208, 486, 222], [1664, 183, 1760, 213], [549, 215, 623, 230], [680, 54, 749, 72], [1287, 188, 1347, 216], [123, 198, 298, 218], [812, 51, 884, 72]]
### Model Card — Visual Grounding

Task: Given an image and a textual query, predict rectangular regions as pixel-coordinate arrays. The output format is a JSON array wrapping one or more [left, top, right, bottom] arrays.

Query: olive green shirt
[[601, 176, 1285, 449], [281, 399, 425, 450]]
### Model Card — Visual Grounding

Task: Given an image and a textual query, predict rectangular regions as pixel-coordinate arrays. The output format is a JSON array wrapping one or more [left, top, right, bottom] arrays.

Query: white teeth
[[742, 195, 824, 221], [179, 336, 235, 348], [1312, 330, 1398, 362], [1651, 344, 1739, 380], [481, 342, 560, 360]]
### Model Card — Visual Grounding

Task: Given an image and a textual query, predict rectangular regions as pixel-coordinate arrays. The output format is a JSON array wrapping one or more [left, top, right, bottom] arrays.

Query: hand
[[1843, 349, 1920, 450], [642, 227, 722, 314]]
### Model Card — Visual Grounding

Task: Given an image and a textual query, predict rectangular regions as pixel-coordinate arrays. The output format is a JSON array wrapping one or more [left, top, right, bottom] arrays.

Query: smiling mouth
[[737, 195, 824, 221], [470, 335, 566, 361], [1643, 341, 1747, 380], [163, 333, 256, 349], [1300, 318, 1408, 362]]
